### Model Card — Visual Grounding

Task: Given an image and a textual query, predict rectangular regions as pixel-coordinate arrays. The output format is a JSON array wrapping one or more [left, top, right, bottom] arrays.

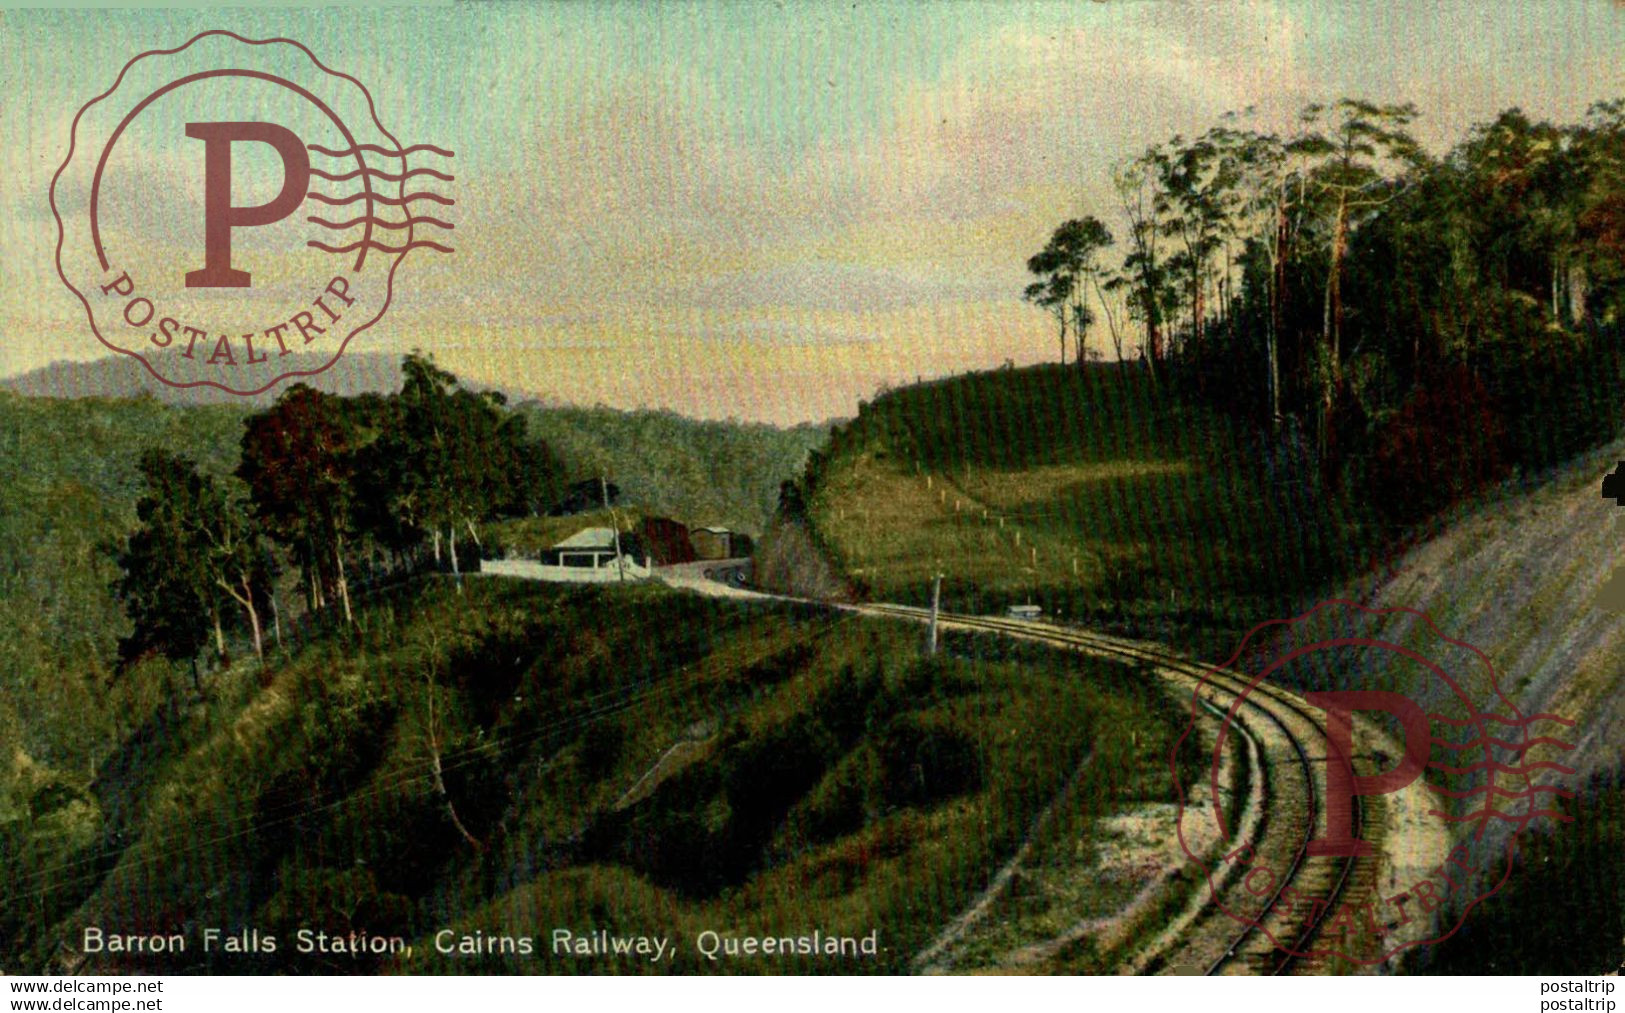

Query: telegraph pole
[[602, 475, 625, 582], [926, 572, 943, 657]]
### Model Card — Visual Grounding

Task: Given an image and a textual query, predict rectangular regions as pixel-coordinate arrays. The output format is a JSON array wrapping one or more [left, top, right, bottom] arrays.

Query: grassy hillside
[[0, 578, 1191, 974], [796, 364, 1371, 649]]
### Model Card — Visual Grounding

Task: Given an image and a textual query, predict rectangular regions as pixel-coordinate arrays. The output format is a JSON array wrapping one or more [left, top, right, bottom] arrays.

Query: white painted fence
[[480, 557, 652, 583]]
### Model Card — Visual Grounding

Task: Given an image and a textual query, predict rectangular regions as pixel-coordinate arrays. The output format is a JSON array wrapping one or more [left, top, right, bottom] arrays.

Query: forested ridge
[[1019, 98, 1625, 527], [775, 97, 1625, 652]]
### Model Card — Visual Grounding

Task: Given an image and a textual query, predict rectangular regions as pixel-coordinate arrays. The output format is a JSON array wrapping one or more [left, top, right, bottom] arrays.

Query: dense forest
[[1023, 98, 1625, 527], [115, 354, 559, 674], [517, 405, 825, 536], [0, 360, 821, 822]]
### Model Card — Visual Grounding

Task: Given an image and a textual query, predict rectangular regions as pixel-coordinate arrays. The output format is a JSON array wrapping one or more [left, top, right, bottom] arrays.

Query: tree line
[[1026, 98, 1625, 523], [113, 353, 562, 676]]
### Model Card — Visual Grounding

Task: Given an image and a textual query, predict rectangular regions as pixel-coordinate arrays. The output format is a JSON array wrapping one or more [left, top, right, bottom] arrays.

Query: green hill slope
[[1, 578, 1190, 974], [0, 387, 828, 942], [793, 364, 1370, 648]]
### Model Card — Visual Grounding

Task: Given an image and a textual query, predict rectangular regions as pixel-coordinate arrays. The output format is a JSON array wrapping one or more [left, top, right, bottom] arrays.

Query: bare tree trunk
[[1272, 196, 1289, 431], [1318, 196, 1350, 463], [1145, 298, 1163, 368], [335, 535, 353, 626], [270, 587, 282, 649], [1191, 265, 1205, 352], [1323, 196, 1349, 372], [240, 576, 264, 665], [449, 524, 462, 590], [1091, 276, 1127, 374], [1568, 262, 1589, 326], [212, 604, 225, 657], [1144, 320, 1161, 385], [1267, 305, 1281, 432], [425, 660, 485, 853], [1073, 289, 1092, 368], [430, 745, 483, 852], [1274, 200, 1289, 339]]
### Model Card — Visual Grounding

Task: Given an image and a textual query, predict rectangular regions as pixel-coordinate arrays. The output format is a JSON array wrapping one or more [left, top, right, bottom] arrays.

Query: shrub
[[810, 661, 883, 747], [577, 720, 626, 779], [1368, 366, 1508, 527], [724, 713, 839, 839], [875, 716, 983, 808]]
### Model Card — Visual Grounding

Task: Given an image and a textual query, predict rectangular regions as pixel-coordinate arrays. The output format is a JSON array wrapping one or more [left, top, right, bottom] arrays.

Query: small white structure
[[1005, 604, 1043, 621], [543, 527, 622, 568], [690, 526, 733, 560], [480, 526, 651, 583]]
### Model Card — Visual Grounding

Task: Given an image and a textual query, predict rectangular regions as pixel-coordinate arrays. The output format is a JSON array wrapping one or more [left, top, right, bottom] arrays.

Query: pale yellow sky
[[5, 3, 1623, 423]]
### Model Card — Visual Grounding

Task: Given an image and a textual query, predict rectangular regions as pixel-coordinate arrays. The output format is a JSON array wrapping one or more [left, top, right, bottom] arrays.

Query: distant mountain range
[[2, 349, 833, 535], [0, 351, 558, 407]]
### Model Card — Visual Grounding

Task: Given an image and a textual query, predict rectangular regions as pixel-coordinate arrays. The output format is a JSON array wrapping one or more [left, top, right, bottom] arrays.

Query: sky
[[3, 1, 1623, 424]]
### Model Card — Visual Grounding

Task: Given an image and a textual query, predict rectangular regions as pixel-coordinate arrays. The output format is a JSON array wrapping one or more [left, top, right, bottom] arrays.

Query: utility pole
[[602, 475, 625, 582], [926, 572, 943, 657]]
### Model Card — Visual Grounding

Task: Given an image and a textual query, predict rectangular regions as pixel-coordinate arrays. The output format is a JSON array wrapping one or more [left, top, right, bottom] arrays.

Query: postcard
[[2, 1, 1623, 987]]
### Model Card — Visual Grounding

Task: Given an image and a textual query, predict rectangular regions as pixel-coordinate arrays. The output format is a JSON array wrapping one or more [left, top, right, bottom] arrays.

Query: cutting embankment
[[782, 362, 1625, 974], [1332, 441, 1625, 974]]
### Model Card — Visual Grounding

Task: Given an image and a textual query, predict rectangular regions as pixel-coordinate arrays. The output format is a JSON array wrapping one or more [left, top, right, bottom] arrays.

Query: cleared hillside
[[0, 385, 829, 955], [795, 364, 1368, 649]]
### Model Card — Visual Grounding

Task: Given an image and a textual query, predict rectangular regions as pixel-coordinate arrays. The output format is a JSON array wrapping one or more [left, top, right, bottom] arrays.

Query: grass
[[1421, 771, 1625, 974], [806, 364, 1370, 652], [400, 610, 1162, 973], [919, 653, 1208, 972], [3, 578, 1193, 975]]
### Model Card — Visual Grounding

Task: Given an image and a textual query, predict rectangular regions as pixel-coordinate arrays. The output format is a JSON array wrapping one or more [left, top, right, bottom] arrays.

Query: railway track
[[854, 602, 1373, 976]]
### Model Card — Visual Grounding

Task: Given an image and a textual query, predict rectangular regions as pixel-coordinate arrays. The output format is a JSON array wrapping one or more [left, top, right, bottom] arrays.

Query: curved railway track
[[854, 602, 1371, 976]]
